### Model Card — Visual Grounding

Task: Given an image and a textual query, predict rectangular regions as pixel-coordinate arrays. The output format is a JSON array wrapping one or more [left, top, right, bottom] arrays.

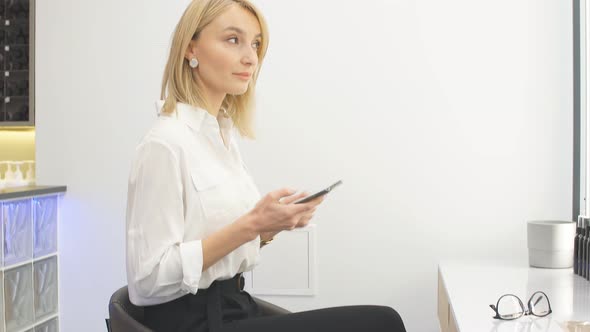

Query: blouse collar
[[155, 100, 234, 134]]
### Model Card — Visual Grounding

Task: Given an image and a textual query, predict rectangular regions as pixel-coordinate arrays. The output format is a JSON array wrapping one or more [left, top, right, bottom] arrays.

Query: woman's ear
[[185, 39, 198, 61]]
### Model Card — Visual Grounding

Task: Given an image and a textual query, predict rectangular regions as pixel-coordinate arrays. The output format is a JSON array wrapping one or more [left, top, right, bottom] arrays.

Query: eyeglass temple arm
[[489, 304, 501, 319]]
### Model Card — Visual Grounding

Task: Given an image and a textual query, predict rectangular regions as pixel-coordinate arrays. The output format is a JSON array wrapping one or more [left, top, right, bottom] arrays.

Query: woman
[[125, 0, 407, 331]]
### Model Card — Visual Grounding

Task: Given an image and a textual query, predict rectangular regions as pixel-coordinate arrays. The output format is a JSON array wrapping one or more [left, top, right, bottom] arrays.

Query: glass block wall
[[0, 194, 59, 332]]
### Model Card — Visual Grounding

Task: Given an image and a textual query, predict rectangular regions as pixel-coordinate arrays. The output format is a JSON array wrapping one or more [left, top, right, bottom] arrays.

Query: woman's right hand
[[247, 188, 324, 233]]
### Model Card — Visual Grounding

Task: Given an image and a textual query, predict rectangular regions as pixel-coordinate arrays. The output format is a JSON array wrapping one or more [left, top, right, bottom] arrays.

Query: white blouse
[[126, 100, 262, 306]]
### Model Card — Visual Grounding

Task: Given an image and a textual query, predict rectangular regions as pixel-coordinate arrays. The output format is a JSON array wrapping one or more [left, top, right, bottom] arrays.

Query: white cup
[[527, 220, 576, 269], [3, 161, 15, 187], [24, 160, 35, 185], [0, 161, 5, 189], [12, 161, 25, 186]]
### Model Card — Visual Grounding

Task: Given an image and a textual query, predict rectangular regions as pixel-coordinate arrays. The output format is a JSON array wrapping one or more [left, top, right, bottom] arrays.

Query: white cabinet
[[438, 260, 590, 332], [437, 269, 458, 332]]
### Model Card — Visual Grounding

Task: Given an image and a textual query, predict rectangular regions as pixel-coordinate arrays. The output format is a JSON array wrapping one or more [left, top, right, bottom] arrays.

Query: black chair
[[106, 286, 291, 332]]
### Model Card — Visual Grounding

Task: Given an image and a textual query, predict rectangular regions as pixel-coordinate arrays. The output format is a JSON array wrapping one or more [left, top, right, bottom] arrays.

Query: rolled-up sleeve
[[126, 139, 203, 305]]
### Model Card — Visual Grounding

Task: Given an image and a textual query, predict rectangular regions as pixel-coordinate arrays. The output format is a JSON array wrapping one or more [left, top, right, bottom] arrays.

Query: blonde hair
[[160, 0, 269, 139]]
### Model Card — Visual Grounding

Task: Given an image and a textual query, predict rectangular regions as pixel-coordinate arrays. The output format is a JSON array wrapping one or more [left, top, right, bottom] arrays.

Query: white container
[[527, 220, 576, 268]]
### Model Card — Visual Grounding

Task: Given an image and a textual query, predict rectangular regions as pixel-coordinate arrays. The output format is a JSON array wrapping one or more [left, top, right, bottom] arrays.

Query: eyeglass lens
[[529, 292, 550, 317], [497, 295, 524, 319]]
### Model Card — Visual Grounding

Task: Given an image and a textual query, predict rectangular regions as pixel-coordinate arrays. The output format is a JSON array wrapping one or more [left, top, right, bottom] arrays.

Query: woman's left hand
[[277, 191, 327, 228], [293, 194, 326, 228]]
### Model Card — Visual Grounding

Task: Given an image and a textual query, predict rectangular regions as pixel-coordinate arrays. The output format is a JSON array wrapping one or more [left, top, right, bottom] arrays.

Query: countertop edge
[[0, 185, 67, 200]]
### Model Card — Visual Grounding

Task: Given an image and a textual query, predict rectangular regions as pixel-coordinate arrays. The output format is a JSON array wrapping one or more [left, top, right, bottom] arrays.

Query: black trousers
[[143, 274, 406, 332]]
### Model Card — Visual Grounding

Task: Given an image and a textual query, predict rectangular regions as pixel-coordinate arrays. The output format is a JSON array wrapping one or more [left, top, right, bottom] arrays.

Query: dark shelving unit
[[0, 0, 34, 126]]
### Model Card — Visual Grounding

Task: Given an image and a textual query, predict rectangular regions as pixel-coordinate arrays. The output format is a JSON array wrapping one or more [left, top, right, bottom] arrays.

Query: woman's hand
[[292, 192, 326, 228], [247, 188, 326, 233]]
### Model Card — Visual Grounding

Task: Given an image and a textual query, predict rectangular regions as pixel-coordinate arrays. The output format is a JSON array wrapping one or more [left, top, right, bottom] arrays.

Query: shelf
[[0, 44, 27, 48], [0, 19, 29, 27], [2, 96, 30, 100]]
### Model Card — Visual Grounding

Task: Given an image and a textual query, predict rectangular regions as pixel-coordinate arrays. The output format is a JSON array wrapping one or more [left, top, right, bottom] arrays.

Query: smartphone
[[293, 180, 343, 204]]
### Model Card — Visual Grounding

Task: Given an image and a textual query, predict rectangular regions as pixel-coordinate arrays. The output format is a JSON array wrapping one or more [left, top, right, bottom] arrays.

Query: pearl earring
[[189, 58, 199, 68]]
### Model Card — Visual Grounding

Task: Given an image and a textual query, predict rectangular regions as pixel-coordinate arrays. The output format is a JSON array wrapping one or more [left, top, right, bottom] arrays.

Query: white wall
[[35, 0, 573, 331]]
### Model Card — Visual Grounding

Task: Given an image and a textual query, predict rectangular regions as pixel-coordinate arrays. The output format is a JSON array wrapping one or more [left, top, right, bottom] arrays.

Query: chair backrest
[[107, 286, 153, 332], [106, 285, 291, 331]]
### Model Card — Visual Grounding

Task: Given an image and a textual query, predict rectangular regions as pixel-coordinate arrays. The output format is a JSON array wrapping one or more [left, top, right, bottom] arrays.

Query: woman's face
[[187, 4, 262, 100]]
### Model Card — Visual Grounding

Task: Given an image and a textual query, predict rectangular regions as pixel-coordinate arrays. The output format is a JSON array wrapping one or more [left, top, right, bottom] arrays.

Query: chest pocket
[[191, 166, 241, 222], [240, 161, 261, 201]]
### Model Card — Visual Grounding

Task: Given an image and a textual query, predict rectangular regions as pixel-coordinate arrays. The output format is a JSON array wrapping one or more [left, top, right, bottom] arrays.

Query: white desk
[[438, 260, 590, 332]]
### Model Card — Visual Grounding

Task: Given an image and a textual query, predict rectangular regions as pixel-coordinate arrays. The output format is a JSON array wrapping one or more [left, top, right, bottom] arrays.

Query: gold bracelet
[[260, 236, 274, 248]]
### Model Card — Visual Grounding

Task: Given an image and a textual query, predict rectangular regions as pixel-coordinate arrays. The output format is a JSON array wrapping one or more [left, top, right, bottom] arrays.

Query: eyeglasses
[[489, 291, 552, 320]]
